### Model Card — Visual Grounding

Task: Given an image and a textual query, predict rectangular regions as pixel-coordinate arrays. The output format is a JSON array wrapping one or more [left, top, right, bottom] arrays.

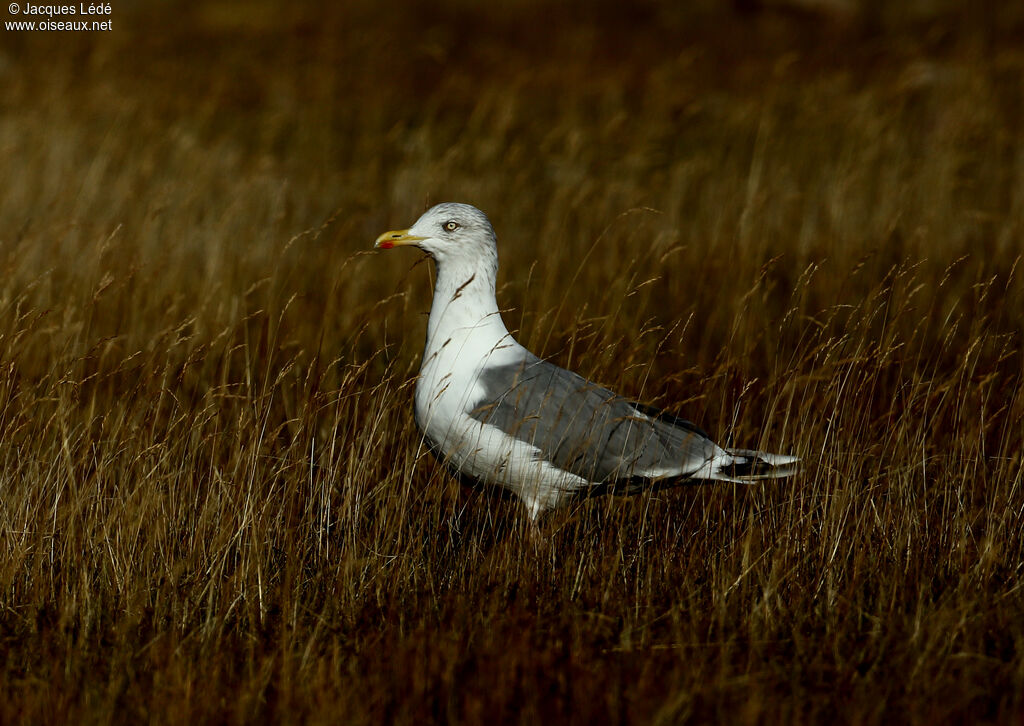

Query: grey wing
[[469, 356, 719, 485]]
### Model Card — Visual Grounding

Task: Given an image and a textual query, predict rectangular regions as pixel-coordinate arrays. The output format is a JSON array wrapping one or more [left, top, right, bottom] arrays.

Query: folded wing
[[469, 356, 720, 487]]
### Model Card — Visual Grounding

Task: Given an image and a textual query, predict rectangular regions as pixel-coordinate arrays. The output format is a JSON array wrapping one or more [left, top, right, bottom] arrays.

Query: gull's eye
[[443, 220, 459, 232]]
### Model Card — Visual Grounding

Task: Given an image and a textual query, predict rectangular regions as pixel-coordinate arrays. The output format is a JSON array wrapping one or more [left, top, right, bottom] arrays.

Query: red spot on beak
[[379, 241, 394, 249]]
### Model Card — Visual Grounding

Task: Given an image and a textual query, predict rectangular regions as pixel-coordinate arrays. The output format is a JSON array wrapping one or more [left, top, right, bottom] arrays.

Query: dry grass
[[1, 1, 1023, 723]]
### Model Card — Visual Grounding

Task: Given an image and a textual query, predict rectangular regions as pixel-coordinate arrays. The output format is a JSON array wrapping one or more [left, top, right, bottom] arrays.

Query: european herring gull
[[375, 203, 798, 519]]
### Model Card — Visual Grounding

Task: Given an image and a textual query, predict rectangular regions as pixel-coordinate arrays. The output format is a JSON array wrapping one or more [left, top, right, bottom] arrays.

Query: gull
[[374, 203, 798, 520]]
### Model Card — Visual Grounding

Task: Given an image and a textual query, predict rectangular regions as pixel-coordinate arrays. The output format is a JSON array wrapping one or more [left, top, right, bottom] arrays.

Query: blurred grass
[[1, 0, 1023, 723]]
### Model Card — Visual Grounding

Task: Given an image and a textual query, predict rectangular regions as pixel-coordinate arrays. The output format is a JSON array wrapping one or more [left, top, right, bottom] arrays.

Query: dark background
[[1, 1, 1023, 723]]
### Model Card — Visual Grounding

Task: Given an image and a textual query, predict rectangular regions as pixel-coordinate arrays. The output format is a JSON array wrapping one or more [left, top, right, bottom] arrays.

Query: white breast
[[414, 317, 589, 518]]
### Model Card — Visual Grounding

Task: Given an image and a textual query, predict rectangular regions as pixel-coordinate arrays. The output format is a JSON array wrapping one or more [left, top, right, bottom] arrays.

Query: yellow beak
[[374, 228, 425, 250]]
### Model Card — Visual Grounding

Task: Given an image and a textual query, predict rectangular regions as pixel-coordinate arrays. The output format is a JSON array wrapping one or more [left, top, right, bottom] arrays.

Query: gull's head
[[374, 202, 497, 267]]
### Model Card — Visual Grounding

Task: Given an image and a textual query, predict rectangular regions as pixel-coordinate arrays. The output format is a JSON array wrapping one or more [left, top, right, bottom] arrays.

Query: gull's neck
[[423, 254, 515, 368]]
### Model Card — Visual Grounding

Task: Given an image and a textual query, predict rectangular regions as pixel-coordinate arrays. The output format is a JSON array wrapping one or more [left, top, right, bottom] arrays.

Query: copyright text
[[5, 3, 113, 31]]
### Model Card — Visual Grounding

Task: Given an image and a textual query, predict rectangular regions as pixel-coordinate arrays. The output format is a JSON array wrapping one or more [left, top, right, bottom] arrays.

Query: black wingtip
[[721, 448, 801, 480]]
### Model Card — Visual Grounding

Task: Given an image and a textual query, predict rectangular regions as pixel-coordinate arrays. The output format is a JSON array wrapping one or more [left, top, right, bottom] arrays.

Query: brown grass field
[[2, 1, 1023, 723]]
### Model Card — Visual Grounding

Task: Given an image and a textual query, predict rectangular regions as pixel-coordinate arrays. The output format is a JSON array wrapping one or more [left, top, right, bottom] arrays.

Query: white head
[[374, 203, 498, 273]]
